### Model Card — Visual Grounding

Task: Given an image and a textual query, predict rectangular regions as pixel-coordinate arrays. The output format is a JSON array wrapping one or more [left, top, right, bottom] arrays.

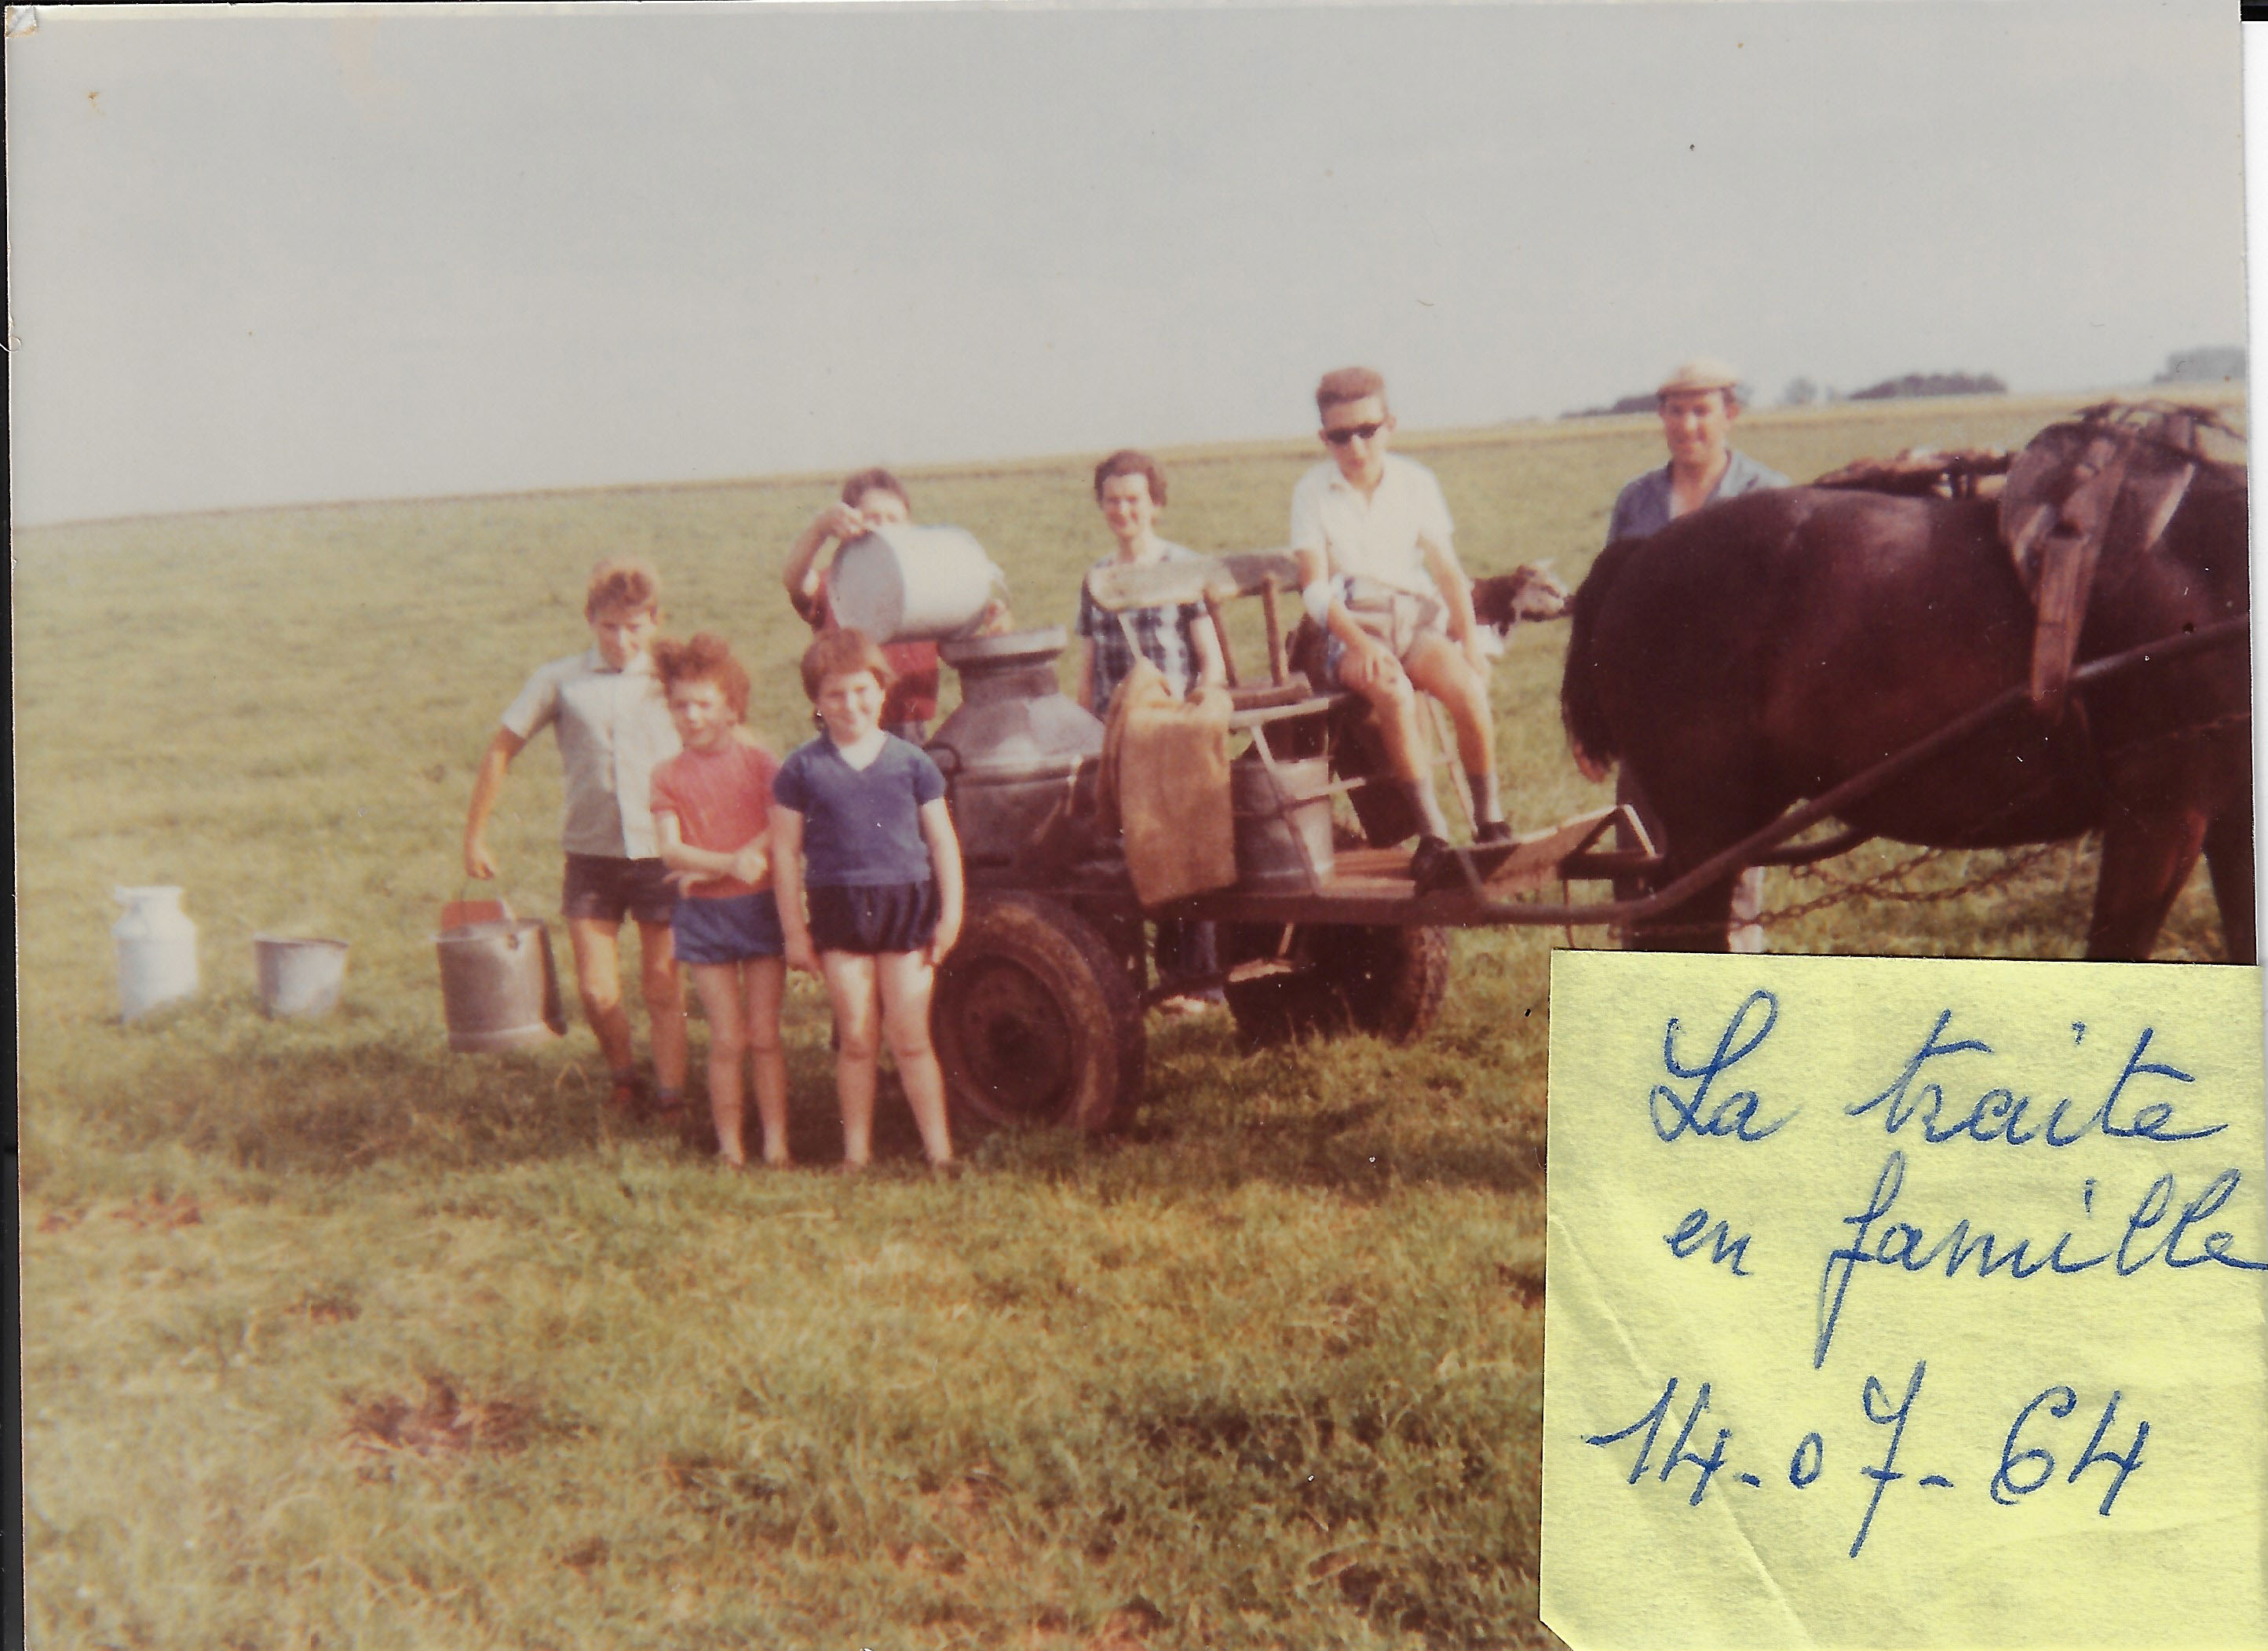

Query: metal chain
[[1769, 842, 2066, 925], [1589, 699, 2248, 941]]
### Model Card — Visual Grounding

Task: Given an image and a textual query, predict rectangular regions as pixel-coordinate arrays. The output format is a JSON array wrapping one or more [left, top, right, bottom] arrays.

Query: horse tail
[[1561, 536, 1642, 782]]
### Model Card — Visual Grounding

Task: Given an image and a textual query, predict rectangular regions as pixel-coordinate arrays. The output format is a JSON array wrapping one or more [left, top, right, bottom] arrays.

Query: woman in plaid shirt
[[1073, 449, 1228, 1014], [1073, 450, 1226, 714]]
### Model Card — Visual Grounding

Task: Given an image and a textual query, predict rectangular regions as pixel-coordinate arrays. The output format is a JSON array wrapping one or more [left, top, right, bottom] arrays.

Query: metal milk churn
[[112, 886, 199, 1021], [926, 629, 1105, 868], [826, 523, 1008, 641]]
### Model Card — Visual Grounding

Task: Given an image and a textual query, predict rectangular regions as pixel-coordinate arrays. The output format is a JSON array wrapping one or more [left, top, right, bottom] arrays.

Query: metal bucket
[[1231, 753, 1335, 892], [253, 935, 349, 1018], [435, 913, 566, 1053], [827, 523, 1004, 641]]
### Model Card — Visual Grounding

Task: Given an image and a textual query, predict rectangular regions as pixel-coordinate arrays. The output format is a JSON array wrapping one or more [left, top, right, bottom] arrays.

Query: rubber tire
[[931, 893, 1146, 1133], [1220, 923, 1452, 1047]]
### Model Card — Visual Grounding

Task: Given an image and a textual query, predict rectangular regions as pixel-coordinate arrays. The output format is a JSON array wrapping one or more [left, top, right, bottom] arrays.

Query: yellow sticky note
[[1543, 952, 2267, 1651]]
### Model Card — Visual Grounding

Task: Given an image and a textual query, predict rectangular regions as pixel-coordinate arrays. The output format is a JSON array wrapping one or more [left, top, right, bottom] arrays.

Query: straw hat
[[1656, 356, 1742, 396]]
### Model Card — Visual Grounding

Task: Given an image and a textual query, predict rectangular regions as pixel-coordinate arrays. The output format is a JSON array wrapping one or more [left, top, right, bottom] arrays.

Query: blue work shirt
[[1605, 449, 1789, 546]]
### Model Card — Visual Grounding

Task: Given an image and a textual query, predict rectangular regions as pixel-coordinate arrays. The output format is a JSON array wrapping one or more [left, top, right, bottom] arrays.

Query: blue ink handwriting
[[1813, 1152, 2266, 1368], [1846, 1014, 2224, 1149], [1992, 1386, 2148, 1516], [1665, 1208, 1756, 1276], [1586, 1369, 2148, 1551], [1581, 1375, 1729, 1507], [1650, 990, 1796, 1145], [1848, 1361, 1925, 1558]]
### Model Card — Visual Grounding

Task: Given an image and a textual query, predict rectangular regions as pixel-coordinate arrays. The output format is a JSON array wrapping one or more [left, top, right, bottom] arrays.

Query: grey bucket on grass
[[435, 911, 567, 1052], [253, 935, 349, 1018]]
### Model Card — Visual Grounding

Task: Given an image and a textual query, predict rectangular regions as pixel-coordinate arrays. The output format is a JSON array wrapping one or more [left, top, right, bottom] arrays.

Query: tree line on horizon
[[1559, 346, 2241, 420]]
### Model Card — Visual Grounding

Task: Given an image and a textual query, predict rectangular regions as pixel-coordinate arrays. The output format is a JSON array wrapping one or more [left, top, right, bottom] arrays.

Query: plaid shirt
[[1075, 542, 1206, 711]]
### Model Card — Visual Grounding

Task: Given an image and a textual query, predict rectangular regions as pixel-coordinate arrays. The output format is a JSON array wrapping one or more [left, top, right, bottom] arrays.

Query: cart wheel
[[1221, 922, 1452, 1047], [932, 894, 1146, 1132]]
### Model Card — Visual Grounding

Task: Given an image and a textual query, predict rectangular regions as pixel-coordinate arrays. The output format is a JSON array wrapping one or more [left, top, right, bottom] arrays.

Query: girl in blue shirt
[[771, 630, 965, 1171]]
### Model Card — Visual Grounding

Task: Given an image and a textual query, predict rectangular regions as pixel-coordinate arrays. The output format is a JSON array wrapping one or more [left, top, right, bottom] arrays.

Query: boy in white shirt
[[463, 557, 689, 1120], [1289, 367, 1507, 879]]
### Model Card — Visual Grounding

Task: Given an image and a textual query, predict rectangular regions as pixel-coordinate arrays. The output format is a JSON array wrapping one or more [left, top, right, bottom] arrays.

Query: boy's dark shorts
[[671, 890, 786, 966], [808, 881, 939, 956], [562, 854, 677, 926]]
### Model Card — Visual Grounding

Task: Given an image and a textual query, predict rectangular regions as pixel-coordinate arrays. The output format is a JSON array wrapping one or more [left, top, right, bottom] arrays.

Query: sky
[[5, 0, 2248, 527]]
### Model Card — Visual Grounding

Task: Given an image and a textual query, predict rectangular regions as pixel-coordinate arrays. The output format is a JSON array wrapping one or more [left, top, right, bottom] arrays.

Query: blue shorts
[[671, 890, 785, 965], [562, 853, 677, 926], [807, 882, 938, 956]]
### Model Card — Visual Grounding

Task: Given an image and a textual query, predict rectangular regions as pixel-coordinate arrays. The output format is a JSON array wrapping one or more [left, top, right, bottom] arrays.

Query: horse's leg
[[2086, 809, 2211, 961], [1626, 873, 1740, 953], [1623, 833, 1742, 954], [1616, 763, 1774, 954], [2202, 799, 2258, 964]]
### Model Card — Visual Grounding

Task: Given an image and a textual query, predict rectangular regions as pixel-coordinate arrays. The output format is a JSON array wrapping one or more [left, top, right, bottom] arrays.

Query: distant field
[[15, 387, 2244, 1649]]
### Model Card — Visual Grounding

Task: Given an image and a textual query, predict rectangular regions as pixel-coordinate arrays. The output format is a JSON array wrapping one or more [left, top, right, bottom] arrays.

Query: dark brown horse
[[1559, 407, 2252, 959]]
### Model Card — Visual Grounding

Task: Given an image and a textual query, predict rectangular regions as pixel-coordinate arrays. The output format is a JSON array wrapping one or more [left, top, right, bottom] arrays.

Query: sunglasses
[[1323, 420, 1387, 447]]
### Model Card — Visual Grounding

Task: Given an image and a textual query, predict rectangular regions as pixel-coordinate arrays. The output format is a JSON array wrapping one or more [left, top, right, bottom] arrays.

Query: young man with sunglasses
[[1290, 367, 1506, 885]]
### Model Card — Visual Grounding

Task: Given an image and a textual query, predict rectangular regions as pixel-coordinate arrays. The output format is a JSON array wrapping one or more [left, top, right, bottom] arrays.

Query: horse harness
[[2000, 400, 2241, 721], [1819, 400, 2242, 726]]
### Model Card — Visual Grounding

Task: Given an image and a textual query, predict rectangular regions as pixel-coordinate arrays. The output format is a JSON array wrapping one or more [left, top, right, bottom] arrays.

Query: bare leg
[[1402, 632, 1499, 791], [820, 952, 882, 1167], [1729, 867, 1769, 955], [876, 950, 953, 1166], [566, 917, 636, 1074], [1343, 650, 1428, 781], [1339, 647, 1452, 839], [744, 957, 791, 1164], [635, 919, 688, 1091], [687, 961, 747, 1165]]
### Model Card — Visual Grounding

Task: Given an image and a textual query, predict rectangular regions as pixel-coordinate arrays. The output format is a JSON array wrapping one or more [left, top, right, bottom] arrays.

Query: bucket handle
[[441, 880, 518, 931], [455, 878, 513, 912]]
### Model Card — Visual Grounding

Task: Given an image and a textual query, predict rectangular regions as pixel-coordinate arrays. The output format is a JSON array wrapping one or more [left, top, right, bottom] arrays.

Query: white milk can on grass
[[827, 523, 1006, 641], [112, 886, 199, 1021]]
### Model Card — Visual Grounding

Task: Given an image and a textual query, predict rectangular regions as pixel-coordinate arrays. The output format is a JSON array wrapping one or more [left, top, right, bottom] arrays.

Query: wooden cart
[[924, 546, 2247, 1134]]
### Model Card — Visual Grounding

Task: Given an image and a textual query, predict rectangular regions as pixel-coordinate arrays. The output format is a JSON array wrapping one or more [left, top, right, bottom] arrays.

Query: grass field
[[16, 389, 2244, 1649]]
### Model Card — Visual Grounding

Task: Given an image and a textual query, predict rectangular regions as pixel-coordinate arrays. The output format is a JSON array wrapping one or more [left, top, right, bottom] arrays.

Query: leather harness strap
[[2001, 401, 2235, 723], [2017, 429, 2129, 719]]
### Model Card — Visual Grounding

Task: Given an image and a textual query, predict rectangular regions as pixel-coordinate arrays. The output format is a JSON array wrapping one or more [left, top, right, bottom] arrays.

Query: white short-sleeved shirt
[[499, 648, 681, 859], [1287, 452, 1455, 599]]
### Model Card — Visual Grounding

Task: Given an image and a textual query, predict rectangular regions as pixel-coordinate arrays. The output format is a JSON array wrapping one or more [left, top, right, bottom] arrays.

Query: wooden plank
[[1482, 806, 1623, 896], [1086, 549, 1305, 613], [1203, 590, 1239, 688], [1262, 575, 1287, 683]]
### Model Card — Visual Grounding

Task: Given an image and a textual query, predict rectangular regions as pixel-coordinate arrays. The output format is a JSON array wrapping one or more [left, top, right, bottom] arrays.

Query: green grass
[[16, 390, 2241, 1649]]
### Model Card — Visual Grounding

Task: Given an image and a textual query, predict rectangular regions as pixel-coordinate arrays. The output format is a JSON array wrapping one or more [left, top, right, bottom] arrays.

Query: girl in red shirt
[[649, 635, 787, 1168]]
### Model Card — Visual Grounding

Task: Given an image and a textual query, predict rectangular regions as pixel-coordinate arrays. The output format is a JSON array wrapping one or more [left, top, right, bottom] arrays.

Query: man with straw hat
[[1605, 356, 1789, 952], [1606, 356, 1788, 543]]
